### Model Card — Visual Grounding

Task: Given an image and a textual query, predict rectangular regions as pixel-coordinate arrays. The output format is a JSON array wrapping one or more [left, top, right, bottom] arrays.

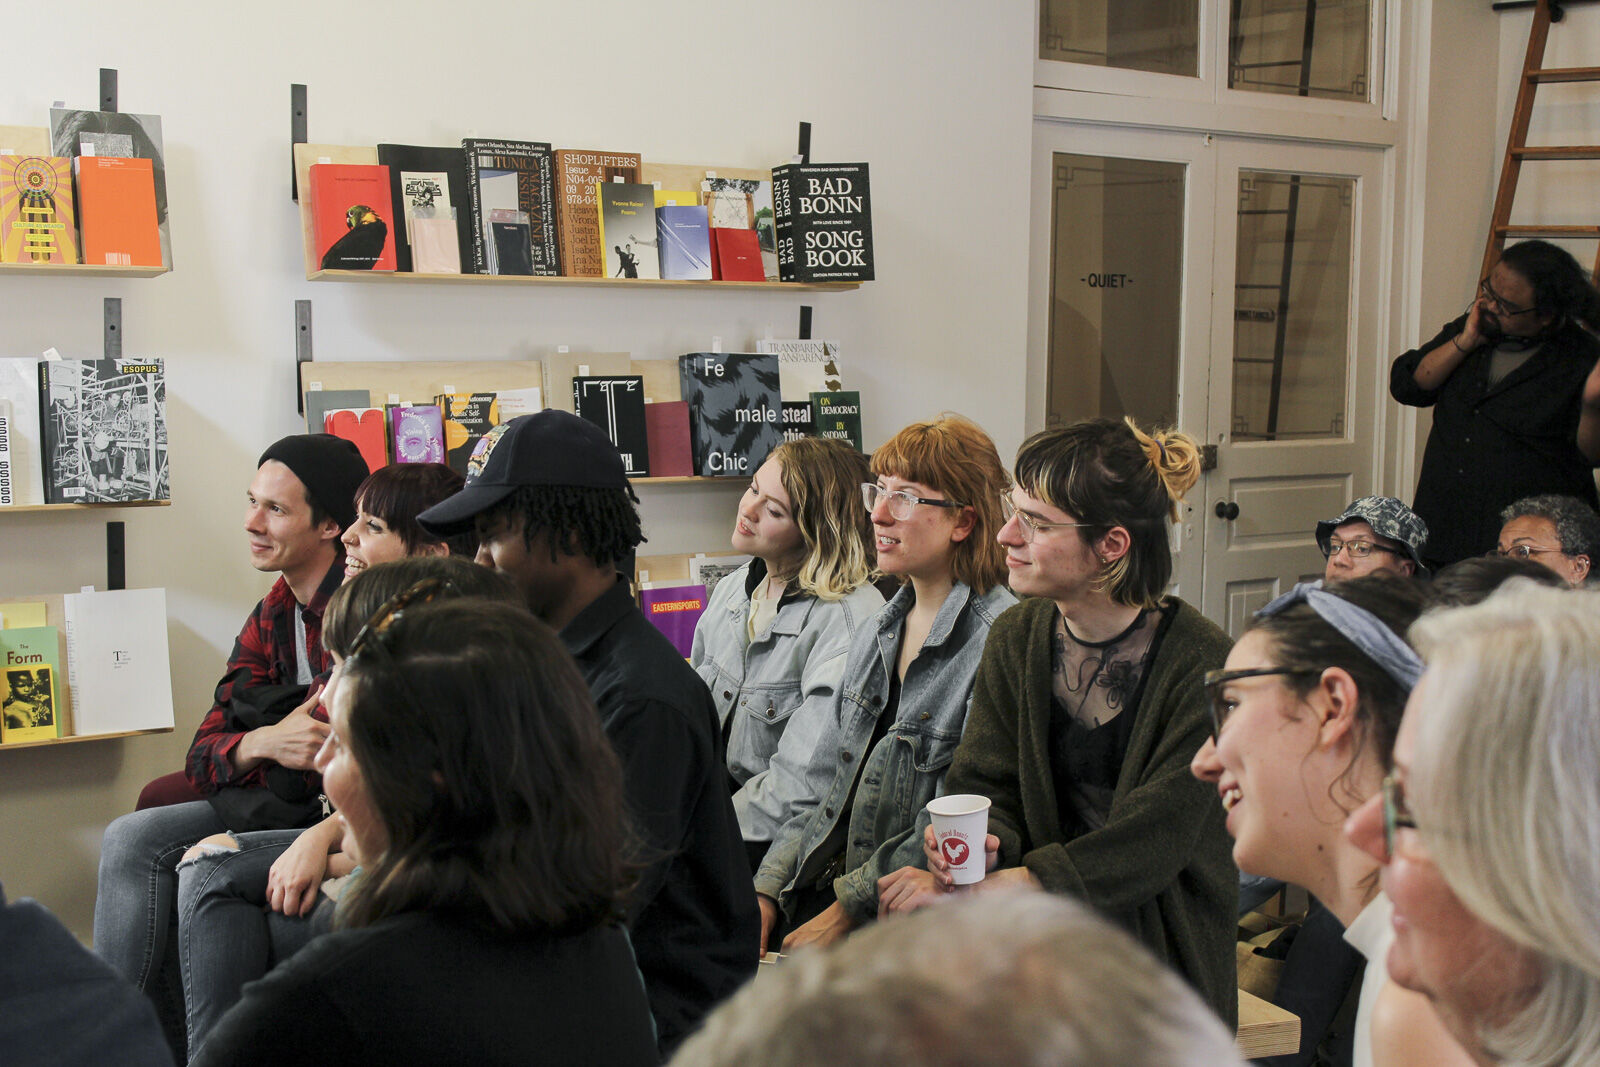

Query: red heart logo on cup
[[941, 837, 969, 866]]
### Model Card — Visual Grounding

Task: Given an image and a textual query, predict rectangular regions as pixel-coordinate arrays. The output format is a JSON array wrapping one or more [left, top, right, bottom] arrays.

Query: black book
[[810, 390, 863, 452], [462, 139, 558, 276], [676, 353, 782, 478], [771, 162, 874, 283], [781, 400, 813, 442], [573, 376, 649, 478], [375, 144, 476, 274], [38, 357, 168, 503]]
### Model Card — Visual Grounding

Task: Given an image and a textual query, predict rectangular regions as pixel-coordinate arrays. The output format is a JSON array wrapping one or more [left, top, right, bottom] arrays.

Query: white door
[[1199, 139, 1387, 632]]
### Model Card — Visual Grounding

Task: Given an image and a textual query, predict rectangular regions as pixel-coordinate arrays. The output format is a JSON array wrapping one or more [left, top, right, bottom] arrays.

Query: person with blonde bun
[[879, 417, 1237, 1025]]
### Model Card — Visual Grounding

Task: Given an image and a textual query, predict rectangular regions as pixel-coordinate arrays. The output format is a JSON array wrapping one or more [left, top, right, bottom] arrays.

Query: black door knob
[[1215, 501, 1240, 521]]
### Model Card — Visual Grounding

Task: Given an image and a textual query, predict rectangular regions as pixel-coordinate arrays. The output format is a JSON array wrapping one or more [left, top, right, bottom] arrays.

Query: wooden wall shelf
[[306, 268, 856, 292], [0, 726, 172, 752], [1, 500, 170, 515], [0, 262, 168, 279]]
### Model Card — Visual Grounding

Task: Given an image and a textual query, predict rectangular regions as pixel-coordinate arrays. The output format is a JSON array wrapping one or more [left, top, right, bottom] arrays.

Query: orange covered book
[[75, 156, 161, 267]]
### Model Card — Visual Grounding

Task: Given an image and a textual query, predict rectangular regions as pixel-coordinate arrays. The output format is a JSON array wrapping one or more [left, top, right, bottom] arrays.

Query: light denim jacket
[[689, 560, 885, 844], [753, 579, 1017, 919]]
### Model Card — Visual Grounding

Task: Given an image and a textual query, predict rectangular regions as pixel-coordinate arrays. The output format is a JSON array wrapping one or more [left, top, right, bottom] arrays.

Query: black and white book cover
[[573, 375, 649, 477], [49, 108, 170, 268], [376, 144, 475, 273], [38, 357, 168, 503], [462, 139, 558, 276], [771, 162, 874, 283], [756, 338, 844, 399], [676, 353, 782, 478]]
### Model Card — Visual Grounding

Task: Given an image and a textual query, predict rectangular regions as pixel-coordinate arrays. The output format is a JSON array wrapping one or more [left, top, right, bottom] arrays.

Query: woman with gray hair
[[1347, 582, 1600, 1066], [1494, 493, 1600, 585]]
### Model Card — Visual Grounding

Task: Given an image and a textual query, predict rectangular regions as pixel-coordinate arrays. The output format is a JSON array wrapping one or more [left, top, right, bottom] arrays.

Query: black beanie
[[258, 433, 369, 532]]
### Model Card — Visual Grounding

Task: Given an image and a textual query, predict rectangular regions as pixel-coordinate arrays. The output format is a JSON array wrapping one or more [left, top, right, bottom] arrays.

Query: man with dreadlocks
[[417, 411, 758, 1056]]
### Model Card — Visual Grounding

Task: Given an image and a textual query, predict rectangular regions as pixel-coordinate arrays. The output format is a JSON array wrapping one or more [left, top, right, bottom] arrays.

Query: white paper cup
[[926, 794, 991, 885]]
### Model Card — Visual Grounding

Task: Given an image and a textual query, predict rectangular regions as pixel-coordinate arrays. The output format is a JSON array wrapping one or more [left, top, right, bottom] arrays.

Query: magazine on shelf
[[37, 357, 168, 504]]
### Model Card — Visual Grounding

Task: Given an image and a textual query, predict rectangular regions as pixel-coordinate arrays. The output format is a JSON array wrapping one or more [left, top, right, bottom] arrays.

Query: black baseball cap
[[416, 411, 631, 536]]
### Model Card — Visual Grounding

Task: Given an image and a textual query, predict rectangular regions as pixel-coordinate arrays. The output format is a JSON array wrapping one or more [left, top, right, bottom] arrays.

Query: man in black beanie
[[93, 433, 368, 1059]]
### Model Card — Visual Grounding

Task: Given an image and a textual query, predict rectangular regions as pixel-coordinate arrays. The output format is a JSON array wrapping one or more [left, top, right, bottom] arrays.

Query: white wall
[[0, 0, 1035, 939]]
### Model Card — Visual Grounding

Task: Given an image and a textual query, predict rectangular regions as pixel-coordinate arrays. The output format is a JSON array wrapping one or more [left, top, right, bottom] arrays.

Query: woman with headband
[[1191, 577, 1472, 1066], [879, 417, 1237, 1025]]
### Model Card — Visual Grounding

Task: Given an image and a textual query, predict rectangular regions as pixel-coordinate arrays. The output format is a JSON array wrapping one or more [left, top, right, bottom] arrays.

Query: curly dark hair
[[1498, 240, 1600, 329], [484, 484, 645, 567]]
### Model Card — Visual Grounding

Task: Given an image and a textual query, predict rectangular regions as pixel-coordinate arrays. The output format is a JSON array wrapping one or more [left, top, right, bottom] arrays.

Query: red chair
[[135, 770, 205, 810]]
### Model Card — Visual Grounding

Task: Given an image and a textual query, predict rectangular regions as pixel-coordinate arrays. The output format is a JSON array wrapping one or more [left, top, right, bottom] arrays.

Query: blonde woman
[[690, 437, 884, 868]]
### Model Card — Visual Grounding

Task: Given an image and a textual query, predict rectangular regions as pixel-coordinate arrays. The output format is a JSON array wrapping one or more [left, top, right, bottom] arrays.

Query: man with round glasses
[[1315, 496, 1428, 582]]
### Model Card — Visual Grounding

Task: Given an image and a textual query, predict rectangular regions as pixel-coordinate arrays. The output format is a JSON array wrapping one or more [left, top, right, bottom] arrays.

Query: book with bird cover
[[462, 139, 557, 276], [553, 150, 641, 277], [308, 164, 396, 271], [37, 357, 168, 503], [376, 143, 474, 273], [0, 156, 78, 264]]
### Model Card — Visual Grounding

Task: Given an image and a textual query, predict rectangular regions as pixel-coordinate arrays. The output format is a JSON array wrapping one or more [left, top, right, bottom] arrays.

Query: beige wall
[[0, 0, 1036, 940]]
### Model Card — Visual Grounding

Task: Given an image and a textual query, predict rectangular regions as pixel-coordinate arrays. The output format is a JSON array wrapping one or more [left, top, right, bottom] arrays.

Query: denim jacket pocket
[[910, 723, 961, 775], [727, 685, 806, 779]]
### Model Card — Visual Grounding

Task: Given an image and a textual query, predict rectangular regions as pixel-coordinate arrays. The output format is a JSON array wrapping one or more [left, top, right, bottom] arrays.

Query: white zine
[[63, 587, 175, 735]]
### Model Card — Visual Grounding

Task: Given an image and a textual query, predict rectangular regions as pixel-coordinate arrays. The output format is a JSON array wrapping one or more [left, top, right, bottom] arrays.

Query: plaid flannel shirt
[[184, 560, 342, 793]]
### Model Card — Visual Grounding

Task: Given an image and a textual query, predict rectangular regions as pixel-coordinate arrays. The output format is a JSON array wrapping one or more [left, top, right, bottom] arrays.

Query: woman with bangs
[[691, 437, 885, 871], [750, 413, 1015, 954]]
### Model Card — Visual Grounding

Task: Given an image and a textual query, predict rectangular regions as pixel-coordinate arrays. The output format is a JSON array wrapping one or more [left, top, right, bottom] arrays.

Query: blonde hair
[[771, 437, 877, 601], [1408, 582, 1600, 1066]]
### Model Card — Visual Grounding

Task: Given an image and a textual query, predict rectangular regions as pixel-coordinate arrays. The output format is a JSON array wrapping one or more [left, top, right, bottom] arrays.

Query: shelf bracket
[[798, 305, 812, 341], [106, 521, 125, 591], [100, 68, 118, 113], [295, 299, 313, 416], [104, 297, 122, 359], [290, 83, 308, 203], [797, 121, 811, 165]]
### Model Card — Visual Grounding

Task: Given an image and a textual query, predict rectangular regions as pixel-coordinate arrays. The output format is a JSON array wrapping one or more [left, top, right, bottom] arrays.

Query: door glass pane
[[1231, 170, 1353, 441], [1047, 154, 1183, 430], [1040, 1, 1199, 77], [1229, 0, 1372, 102]]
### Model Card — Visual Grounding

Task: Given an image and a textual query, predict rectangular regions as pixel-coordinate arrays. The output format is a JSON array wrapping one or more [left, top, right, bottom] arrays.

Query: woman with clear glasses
[[1391, 239, 1600, 569], [748, 414, 1014, 955], [689, 437, 884, 872], [880, 416, 1239, 1026], [1346, 582, 1600, 1067], [1491, 493, 1599, 586], [1190, 576, 1473, 1067]]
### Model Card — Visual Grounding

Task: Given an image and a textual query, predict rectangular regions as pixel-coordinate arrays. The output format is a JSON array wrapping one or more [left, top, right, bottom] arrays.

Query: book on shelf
[[435, 388, 543, 475], [677, 352, 782, 478], [637, 581, 706, 659], [553, 150, 641, 277], [654, 188, 699, 208], [710, 228, 764, 281], [376, 143, 474, 274], [573, 376, 649, 478], [0, 399, 12, 505], [304, 388, 371, 437], [543, 352, 631, 415], [38, 357, 168, 504], [487, 208, 534, 275], [656, 204, 712, 281], [63, 587, 174, 736], [1, 626, 64, 743], [703, 177, 778, 281], [643, 400, 693, 477], [0, 360, 44, 506], [687, 553, 752, 601], [757, 338, 843, 439], [323, 407, 389, 472], [597, 181, 659, 279], [0, 156, 78, 265], [388, 404, 446, 464], [811, 390, 863, 452], [50, 108, 169, 267], [772, 162, 874, 283], [308, 164, 397, 272], [74, 157, 161, 268], [462, 138, 558, 276]]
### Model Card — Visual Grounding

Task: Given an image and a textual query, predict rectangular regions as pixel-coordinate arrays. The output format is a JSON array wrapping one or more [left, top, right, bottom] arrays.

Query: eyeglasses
[[1202, 666, 1323, 742], [1490, 543, 1562, 561], [345, 577, 455, 662], [1321, 538, 1401, 561], [1478, 277, 1536, 318], [861, 483, 966, 522], [998, 492, 1096, 544], [1381, 773, 1418, 858]]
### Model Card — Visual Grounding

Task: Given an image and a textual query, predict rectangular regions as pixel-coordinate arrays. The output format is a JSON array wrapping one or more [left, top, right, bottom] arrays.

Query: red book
[[711, 227, 764, 281], [324, 408, 389, 472], [309, 164, 396, 271], [75, 156, 161, 267], [644, 401, 693, 477]]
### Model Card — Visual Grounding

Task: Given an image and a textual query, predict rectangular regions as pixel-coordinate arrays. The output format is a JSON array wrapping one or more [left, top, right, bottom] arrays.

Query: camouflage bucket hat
[[1315, 496, 1430, 575]]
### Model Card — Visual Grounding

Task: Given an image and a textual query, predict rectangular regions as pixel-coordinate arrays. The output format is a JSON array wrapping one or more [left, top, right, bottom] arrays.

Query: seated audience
[[1190, 577, 1472, 1067], [669, 891, 1244, 1067], [94, 433, 368, 1057], [752, 414, 1015, 953], [880, 417, 1238, 1025], [1348, 582, 1600, 1066], [417, 411, 757, 1054], [191, 594, 658, 1067], [1426, 554, 1564, 608], [1494, 493, 1599, 585], [689, 438, 883, 871], [1317, 496, 1429, 581]]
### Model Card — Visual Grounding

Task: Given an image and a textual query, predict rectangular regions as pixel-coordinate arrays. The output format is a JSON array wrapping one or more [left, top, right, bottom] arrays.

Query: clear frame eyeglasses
[[860, 483, 965, 522], [998, 492, 1094, 544]]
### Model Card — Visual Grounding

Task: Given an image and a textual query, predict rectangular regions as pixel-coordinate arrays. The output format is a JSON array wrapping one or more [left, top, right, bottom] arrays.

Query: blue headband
[[1257, 581, 1425, 691]]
